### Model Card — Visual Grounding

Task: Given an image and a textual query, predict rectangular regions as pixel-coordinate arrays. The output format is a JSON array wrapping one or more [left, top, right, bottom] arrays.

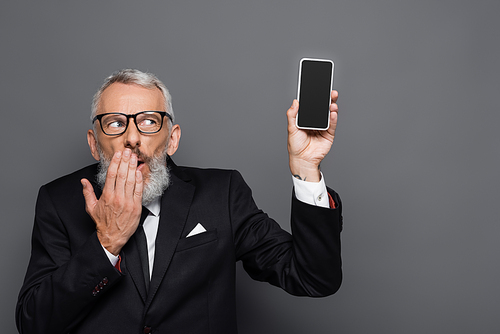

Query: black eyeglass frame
[[92, 111, 173, 136]]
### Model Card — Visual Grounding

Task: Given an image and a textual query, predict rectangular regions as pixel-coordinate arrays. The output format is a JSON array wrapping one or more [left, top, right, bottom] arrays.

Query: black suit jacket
[[17, 159, 343, 334]]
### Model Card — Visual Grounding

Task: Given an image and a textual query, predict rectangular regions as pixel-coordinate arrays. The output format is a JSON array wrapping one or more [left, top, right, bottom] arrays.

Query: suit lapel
[[145, 160, 195, 309]]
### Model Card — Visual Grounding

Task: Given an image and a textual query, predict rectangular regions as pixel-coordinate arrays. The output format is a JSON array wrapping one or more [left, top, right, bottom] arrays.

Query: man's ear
[[166, 124, 181, 156], [87, 129, 101, 161]]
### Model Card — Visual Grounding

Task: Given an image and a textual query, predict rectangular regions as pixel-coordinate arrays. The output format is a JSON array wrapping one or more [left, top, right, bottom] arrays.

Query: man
[[16, 69, 343, 333]]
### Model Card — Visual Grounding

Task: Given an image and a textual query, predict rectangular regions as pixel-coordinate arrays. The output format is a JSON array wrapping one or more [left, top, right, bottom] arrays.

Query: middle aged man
[[16, 69, 343, 334]]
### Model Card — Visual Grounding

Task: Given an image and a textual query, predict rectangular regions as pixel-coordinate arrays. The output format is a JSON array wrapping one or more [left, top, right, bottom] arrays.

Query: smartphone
[[296, 58, 334, 130]]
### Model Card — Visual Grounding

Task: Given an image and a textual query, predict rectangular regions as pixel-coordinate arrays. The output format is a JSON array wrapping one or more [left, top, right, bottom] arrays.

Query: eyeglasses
[[92, 111, 172, 136]]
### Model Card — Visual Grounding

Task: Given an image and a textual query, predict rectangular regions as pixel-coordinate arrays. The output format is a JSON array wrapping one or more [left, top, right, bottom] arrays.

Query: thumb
[[81, 178, 98, 213], [287, 99, 299, 129]]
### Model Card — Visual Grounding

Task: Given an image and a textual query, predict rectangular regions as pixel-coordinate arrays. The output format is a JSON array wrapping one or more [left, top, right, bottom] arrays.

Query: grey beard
[[96, 146, 171, 206]]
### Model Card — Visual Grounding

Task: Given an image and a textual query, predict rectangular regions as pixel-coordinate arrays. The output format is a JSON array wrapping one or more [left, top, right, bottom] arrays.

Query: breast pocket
[[175, 229, 218, 252]]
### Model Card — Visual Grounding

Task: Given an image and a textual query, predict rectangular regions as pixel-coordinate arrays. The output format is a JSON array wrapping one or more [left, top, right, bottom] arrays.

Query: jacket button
[[143, 326, 152, 333]]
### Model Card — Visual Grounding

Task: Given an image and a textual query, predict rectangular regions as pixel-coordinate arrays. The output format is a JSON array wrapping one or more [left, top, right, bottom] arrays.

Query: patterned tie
[[135, 207, 150, 293]]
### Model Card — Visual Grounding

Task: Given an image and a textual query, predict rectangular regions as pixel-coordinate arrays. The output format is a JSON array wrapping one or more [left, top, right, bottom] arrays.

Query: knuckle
[[117, 172, 127, 181], [107, 171, 117, 179], [112, 197, 124, 208], [100, 192, 112, 202]]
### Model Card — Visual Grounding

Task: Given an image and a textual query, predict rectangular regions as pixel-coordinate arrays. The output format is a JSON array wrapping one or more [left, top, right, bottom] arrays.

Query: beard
[[95, 145, 171, 206]]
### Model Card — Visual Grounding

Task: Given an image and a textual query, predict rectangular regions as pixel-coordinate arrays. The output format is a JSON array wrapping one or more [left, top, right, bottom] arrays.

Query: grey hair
[[91, 69, 174, 128]]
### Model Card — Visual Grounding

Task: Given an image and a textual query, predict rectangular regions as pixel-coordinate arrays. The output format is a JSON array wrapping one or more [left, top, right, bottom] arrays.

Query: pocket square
[[186, 223, 207, 238]]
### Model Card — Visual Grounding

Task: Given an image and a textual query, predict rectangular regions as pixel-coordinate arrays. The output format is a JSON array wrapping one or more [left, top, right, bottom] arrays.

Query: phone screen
[[296, 58, 334, 130]]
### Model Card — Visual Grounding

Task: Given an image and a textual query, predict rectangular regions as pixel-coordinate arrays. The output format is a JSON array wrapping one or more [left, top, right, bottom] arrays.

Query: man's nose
[[123, 120, 141, 148]]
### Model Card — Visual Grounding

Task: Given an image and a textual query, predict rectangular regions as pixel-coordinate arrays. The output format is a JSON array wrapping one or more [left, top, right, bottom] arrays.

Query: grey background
[[1, 1, 499, 333]]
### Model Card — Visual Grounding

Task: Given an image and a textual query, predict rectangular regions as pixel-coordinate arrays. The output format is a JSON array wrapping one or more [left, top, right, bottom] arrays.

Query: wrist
[[289, 158, 321, 182], [97, 232, 124, 256]]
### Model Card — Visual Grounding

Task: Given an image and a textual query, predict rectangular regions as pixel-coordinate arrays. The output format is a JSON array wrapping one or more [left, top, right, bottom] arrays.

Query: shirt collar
[[144, 196, 161, 217]]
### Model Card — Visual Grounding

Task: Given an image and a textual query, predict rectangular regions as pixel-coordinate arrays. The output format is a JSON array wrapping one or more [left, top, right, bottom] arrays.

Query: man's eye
[[108, 121, 125, 128], [140, 119, 157, 126]]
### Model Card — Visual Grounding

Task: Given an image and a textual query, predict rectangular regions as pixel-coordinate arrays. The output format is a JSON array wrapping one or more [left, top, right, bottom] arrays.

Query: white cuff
[[292, 172, 330, 208], [102, 244, 119, 267]]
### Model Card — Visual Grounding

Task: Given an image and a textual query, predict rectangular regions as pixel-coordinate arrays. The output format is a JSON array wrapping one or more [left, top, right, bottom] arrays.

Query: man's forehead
[[98, 82, 165, 114]]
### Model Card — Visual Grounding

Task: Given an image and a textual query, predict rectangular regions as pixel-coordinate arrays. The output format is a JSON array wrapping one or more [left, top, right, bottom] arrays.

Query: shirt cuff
[[292, 172, 330, 208], [102, 244, 119, 267]]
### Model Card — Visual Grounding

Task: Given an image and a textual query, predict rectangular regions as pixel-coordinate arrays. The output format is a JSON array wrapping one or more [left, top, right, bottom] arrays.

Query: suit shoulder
[[174, 165, 246, 187], [42, 164, 99, 193], [176, 165, 236, 178]]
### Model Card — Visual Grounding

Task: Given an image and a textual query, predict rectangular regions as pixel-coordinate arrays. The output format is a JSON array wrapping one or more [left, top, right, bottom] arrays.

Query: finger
[[115, 148, 132, 194], [103, 151, 122, 193], [81, 178, 98, 214], [124, 153, 138, 197], [328, 104, 338, 135], [330, 102, 339, 113], [286, 99, 299, 130], [331, 90, 339, 104], [134, 170, 144, 204]]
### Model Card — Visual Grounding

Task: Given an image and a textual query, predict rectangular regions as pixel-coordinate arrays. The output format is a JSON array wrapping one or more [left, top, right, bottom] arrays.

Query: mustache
[[130, 148, 151, 164]]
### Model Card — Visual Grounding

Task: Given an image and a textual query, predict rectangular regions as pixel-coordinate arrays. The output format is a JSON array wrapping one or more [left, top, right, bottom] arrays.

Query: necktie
[[135, 207, 150, 293]]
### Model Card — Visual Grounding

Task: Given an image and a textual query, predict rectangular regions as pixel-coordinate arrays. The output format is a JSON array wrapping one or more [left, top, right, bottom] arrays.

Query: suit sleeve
[[16, 186, 123, 334], [230, 171, 343, 297]]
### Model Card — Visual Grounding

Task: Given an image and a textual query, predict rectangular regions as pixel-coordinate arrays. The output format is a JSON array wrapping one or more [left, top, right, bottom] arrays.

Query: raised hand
[[81, 148, 144, 255], [287, 90, 339, 182]]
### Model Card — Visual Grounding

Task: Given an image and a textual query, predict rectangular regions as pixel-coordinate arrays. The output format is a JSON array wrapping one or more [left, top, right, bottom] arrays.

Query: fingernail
[[115, 151, 122, 158], [124, 149, 130, 157]]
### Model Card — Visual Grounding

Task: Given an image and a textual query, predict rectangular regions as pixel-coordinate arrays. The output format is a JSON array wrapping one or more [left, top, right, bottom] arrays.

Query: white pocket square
[[186, 223, 207, 237]]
